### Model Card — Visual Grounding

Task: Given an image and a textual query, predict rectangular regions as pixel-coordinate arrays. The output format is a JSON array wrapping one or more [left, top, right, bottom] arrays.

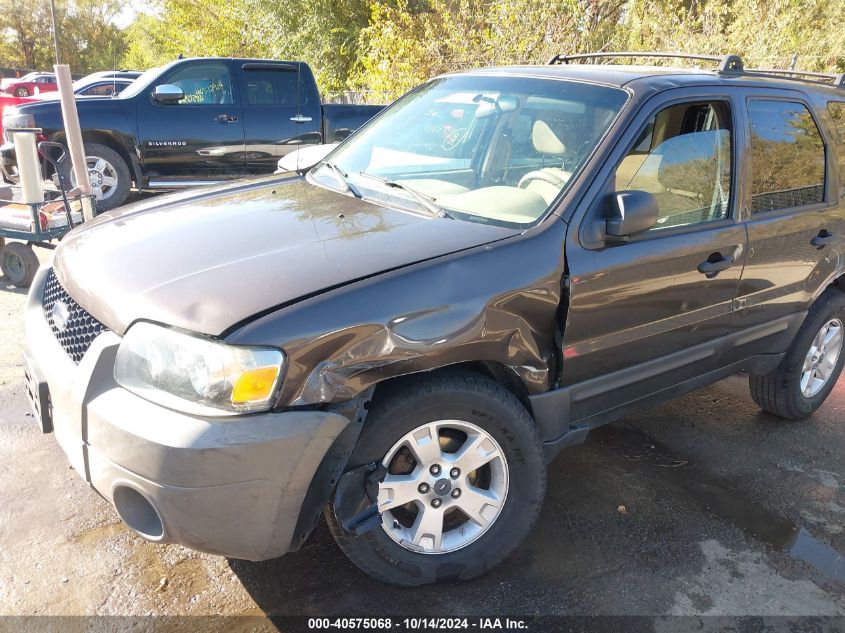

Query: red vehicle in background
[[1, 73, 57, 97]]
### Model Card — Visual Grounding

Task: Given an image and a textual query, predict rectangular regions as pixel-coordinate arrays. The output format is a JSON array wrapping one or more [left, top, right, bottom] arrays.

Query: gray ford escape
[[23, 52, 845, 586]]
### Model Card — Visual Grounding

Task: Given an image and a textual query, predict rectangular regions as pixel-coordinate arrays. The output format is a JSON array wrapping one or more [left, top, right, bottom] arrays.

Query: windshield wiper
[[359, 172, 453, 219], [318, 160, 362, 198]]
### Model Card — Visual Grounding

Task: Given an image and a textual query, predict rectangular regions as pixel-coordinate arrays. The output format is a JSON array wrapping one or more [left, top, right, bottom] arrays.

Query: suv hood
[[55, 176, 519, 336]]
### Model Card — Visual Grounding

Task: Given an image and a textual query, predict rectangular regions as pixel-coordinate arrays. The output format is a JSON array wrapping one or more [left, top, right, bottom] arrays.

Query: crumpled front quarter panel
[[227, 220, 567, 406]]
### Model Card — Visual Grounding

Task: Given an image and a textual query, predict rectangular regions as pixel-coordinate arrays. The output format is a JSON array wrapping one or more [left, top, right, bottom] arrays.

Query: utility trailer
[[0, 134, 96, 287]]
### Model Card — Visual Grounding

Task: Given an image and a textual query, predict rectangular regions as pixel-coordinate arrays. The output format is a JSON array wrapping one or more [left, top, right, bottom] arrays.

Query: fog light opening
[[113, 486, 164, 540]]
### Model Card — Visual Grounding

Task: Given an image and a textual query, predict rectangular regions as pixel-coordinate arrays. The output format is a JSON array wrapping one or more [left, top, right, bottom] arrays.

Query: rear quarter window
[[828, 102, 845, 181]]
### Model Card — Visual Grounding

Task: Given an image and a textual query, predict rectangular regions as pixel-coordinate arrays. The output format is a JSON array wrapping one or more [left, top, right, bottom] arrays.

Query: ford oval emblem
[[51, 300, 70, 332]]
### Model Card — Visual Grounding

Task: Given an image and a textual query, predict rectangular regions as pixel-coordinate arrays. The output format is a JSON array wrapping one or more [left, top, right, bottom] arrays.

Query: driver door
[[561, 90, 747, 421], [136, 60, 246, 180]]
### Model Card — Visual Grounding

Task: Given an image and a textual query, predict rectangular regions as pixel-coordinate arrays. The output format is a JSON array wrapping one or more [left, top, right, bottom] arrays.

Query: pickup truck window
[[749, 100, 825, 213], [614, 101, 732, 230], [244, 68, 306, 106], [322, 76, 627, 227], [161, 63, 234, 106], [828, 102, 845, 180]]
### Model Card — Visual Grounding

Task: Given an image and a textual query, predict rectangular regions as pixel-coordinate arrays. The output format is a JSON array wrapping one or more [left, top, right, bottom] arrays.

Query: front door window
[[614, 101, 732, 229]]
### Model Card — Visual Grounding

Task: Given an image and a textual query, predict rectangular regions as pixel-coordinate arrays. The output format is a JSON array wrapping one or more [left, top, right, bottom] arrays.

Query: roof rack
[[548, 51, 845, 88], [547, 51, 744, 72], [739, 68, 845, 87]]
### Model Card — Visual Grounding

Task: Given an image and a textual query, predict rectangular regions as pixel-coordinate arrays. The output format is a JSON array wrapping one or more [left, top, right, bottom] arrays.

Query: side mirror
[[605, 190, 658, 241], [152, 84, 184, 104]]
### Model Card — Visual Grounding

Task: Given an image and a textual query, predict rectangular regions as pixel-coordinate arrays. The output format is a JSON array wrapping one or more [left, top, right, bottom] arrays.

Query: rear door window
[[748, 100, 826, 213], [244, 68, 306, 106]]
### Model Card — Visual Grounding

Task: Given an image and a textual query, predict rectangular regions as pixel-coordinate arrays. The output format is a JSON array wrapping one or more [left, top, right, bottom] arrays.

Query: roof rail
[[547, 51, 744, 72], [739, 68, 845, 88]]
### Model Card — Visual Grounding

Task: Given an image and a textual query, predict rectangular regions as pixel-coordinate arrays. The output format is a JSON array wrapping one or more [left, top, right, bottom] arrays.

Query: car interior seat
[[517, 120, 573, 204]]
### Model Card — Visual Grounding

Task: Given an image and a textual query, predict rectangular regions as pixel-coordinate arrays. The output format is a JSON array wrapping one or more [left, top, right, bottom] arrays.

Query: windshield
[[118, 66, 163, 99], [316, 75, 627, 226]]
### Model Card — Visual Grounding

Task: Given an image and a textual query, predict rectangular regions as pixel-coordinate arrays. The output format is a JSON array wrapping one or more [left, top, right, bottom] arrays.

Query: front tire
[[750, 289, 845, 420], [60, 142, 131, 211], [326, 370, 546, 586], [14, 87, 29, 97]]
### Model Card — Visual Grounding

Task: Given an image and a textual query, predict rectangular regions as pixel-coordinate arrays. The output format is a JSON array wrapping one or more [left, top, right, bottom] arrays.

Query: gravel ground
[[0, 241, 844, 621]]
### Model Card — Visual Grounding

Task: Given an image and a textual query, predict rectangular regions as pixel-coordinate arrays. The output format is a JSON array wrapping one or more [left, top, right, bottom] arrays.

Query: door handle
[[216, 114, 239, 123], [697, 252, 735, 278], [811, 230, 834, 249], [290, 114, 313, 123]]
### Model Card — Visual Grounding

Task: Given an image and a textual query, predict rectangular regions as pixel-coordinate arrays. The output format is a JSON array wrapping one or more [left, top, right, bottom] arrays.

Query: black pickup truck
[[1, 58, 383, 209]]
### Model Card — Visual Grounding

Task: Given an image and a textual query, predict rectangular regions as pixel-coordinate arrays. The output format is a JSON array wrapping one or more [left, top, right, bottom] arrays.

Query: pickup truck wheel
[[749, 289, 845, 420], [1, 241, 39, 287], [325, 371, 546, 586], [61, 143, 130, 211], [14, 87, 29, 97]]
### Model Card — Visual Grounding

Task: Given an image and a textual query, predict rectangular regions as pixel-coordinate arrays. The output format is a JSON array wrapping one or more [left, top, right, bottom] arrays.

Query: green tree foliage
[[352, 0, 845, 99], [122, 0, 264, 70], [0, 0, 128, 73], [121, 0, 370, 95], [250, 0, 371, 95], [11, 0, 832, 99]]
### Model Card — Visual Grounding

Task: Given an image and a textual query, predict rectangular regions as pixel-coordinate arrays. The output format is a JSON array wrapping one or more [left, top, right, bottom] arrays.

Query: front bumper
[[23, 266, 352, 560]]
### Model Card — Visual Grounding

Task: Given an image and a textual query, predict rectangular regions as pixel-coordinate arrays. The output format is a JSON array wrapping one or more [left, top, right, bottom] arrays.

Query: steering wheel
[[518, 170, 565, 189]]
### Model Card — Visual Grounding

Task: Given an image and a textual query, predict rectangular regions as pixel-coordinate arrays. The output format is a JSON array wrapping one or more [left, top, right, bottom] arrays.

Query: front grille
[[42, 268, 108, 364]]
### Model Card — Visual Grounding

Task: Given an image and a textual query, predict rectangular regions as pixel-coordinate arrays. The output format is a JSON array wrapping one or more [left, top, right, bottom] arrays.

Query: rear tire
[[325, 370, 546, 586], [749, 289, 845, 420], [1, 241, 39, 287], [60, 142, 131, 211]]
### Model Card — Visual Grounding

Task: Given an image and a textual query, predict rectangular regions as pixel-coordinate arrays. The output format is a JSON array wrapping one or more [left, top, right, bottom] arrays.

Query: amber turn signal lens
[[231, 366, 280, 404]]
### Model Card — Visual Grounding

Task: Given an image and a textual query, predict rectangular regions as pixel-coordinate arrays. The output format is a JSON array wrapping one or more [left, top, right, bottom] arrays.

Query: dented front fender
[[227, 219, 567, 407]]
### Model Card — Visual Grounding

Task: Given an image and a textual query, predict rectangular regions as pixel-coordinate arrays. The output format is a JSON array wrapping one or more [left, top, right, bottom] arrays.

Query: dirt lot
[[1, 244, 844, 621]]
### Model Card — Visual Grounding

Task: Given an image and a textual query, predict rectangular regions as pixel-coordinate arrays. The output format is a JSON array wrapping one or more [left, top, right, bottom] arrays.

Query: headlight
[[114, 322, 285, 416]]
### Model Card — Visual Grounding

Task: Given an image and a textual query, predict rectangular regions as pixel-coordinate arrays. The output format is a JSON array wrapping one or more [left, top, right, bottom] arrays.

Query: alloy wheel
[[801, 318, 843, 398], [378, 419, 509, 554], [71, 156, 119, 201]]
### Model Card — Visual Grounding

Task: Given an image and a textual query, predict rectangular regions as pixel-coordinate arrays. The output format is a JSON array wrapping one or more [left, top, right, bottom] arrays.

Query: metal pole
[[49, 0, 61, 65], [55, 64, 92, 205]]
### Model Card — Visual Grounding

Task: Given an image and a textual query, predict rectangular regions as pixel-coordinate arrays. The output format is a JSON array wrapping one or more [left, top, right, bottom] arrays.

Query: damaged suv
[[23, 53, 845, 586]]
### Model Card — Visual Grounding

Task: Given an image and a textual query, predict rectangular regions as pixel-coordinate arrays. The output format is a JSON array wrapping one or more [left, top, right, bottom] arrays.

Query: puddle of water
[[787, 528, 845, 584], [592, 423, 845, 586]]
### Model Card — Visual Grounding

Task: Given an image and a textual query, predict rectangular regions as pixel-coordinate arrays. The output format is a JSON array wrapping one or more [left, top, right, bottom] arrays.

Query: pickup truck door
[[237, 62, 322, 173], [560, 89, 747, 421], [718, 89, 845, 366], [136, 60, 245, 181]]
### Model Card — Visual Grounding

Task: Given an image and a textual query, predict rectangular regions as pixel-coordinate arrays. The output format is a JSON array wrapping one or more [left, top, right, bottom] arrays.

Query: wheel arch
[[367, 361, 538, 428], [48, 130, 141, 186]]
